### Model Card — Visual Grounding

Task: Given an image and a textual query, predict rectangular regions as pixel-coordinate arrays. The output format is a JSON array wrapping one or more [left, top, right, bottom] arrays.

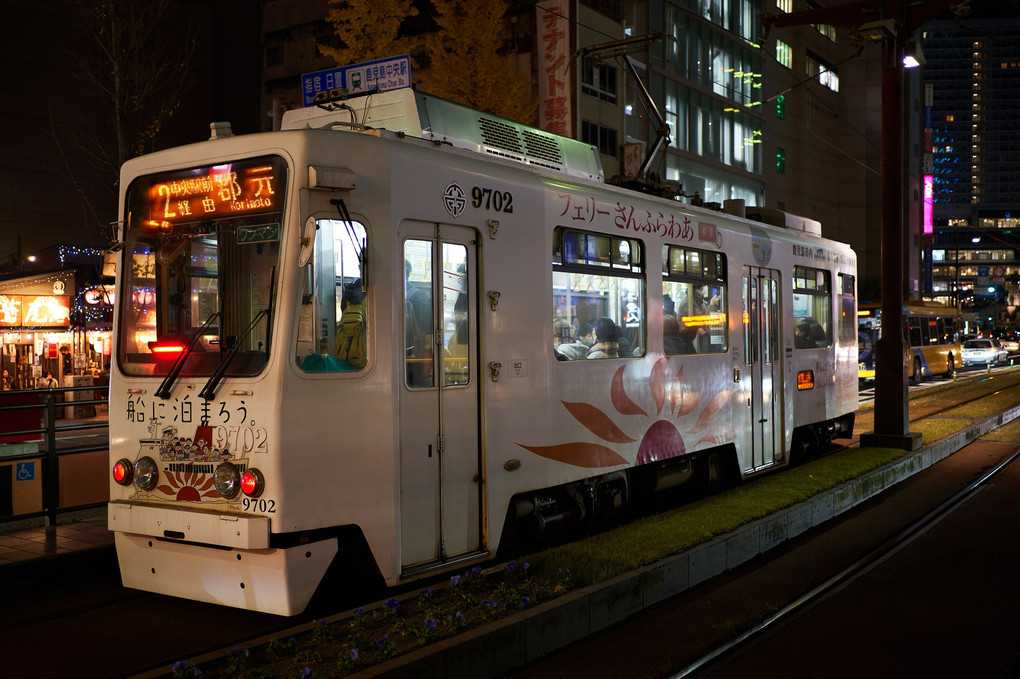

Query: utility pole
[[763, 0, 970, 451]]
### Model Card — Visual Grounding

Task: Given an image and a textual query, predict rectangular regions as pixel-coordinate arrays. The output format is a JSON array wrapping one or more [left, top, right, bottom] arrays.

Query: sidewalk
[[0, 408, 112, 568], [0, 511, 112, 569]]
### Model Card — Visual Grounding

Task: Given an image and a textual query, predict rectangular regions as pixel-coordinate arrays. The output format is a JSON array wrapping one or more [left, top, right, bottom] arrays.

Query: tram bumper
[[108, 501, 338, 616]]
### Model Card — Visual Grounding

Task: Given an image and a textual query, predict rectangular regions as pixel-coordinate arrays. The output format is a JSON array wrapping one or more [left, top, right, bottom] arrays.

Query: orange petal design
[[668, 364, 684, 415], [517, 442, 629, 468], [563, 402, 637, 443], [676, 389, 701, 418], [156, 485, 173, 495], [687, 388, 735, 434], [695, 430, 734, 447], [650, 357, 668, 416], [611, 365, 647, 417]]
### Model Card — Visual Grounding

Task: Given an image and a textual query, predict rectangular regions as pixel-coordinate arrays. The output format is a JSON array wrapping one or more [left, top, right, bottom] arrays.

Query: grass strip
[[529, 445, 906, 587]]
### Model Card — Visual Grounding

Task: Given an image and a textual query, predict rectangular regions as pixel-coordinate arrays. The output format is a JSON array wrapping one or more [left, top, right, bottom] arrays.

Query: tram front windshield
[[117, 155, 286, 377]]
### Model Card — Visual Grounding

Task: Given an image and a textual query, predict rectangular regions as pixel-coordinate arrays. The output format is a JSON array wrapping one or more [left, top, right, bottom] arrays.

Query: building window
[[808, 1, 838, 42], [582, 120, 618, 157], [265, 45, 283, 68], [776, 40, 793, 69], [806, 51, 839, 92], [662, 245, 727, 355], [776, 94, 786, 119], [776, 0, 793, 11], [581, 57, 618, 104], [776, 147, 786, 173], [552, 228, 645, 360]]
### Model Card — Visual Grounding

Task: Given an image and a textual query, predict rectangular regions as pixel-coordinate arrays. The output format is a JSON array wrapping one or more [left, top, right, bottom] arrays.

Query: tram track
[[671, 443, 1020, 677], [845, 367, 1020, 450]]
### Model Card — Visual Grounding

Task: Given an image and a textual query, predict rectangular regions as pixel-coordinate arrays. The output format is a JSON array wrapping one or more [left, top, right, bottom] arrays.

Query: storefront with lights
[[0, 267, 113, 390]]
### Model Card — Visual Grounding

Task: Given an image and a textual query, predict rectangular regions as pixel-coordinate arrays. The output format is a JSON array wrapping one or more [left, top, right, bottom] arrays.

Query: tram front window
[[118, 156, 286, 377]]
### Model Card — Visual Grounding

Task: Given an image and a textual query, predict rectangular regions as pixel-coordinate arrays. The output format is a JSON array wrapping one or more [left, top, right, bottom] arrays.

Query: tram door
[[742, 267, 784, 471], [398, 222, 482, 571]]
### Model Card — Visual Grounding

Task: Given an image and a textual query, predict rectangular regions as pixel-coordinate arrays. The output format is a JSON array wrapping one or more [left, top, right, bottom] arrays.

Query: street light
[[903, 41, 925, 68]]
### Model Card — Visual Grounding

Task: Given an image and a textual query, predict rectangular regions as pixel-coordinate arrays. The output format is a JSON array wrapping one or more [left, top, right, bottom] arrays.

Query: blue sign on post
[[16, 461, 34, 481], [301, 55, 412, 107]]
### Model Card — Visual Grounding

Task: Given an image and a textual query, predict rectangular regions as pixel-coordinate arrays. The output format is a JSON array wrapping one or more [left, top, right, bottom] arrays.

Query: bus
[[857, 302, 961, 385]]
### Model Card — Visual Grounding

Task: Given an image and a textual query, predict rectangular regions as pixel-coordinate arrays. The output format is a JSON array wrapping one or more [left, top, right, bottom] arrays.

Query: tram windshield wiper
[[198, 309, 269, 401], [155, 312, 222, 400]]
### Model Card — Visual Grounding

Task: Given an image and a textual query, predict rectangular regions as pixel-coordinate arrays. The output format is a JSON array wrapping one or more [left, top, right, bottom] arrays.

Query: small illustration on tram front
[[130, 418, 248, 504]]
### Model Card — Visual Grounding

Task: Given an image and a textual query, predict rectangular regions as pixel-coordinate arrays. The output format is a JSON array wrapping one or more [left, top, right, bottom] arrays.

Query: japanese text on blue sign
[[302, 55, 411, 106]]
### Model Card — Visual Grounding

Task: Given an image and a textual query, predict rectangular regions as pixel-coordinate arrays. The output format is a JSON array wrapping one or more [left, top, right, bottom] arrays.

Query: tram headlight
[[112, 458, 134, 486], [133, 456, 159, 491], [240, 467, 265, 498], [213, 462, 241, 499]]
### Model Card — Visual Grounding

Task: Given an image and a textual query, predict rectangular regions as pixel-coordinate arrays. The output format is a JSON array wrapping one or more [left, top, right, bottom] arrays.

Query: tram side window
[[662, 245, 727, 355], [297, 218, 368, 373], [838, 274, 856, 343], [793, 265, 831, 349], [552, 227, 645, 360]]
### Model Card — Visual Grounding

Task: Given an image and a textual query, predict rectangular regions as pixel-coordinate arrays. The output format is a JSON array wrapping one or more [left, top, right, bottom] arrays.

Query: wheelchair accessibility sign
[[16, 462, 34, 481]]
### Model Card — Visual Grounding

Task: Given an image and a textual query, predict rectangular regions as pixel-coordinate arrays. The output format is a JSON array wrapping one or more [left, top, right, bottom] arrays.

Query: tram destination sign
[[301, 55, 411, 106], [143, 157, 284, 228]]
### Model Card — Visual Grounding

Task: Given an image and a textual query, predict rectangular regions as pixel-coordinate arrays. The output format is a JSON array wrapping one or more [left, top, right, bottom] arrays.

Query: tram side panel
[[278, 133, 403, 583], [781, 231, 858, 447]]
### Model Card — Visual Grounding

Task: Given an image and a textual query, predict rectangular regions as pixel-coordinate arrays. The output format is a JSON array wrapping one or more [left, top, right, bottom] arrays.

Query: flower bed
[[170, 561, 574, 678]]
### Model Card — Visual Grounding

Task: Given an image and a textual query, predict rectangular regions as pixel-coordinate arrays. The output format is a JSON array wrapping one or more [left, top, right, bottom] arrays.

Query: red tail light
[[240, 468, 265, 497], [149, 339, 186, 356], [113, 458, 133, 485]]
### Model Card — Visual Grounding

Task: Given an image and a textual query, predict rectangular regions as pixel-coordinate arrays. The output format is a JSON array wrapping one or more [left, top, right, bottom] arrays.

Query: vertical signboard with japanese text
[[537, 1, 572, 137]]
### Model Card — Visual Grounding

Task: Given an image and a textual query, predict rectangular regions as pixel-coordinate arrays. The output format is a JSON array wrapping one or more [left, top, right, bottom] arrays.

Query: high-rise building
[[926, 14, 1020, 329]]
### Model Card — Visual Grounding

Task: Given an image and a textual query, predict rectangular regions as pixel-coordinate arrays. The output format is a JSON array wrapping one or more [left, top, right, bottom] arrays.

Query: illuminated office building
[[926, 15, 1020, 328]]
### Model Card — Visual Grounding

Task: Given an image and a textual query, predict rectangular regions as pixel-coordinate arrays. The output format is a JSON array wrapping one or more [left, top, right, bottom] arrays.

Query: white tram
[[107, 87, 857, 615]]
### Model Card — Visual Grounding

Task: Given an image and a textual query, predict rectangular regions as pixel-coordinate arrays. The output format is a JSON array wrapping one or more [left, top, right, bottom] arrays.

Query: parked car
[[961, 338, 1008, 367], [993, 331, 1020, 354]]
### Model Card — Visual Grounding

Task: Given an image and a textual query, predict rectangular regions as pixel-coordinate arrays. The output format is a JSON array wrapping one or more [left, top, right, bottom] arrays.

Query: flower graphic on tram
[[517, 357, 735, 468]]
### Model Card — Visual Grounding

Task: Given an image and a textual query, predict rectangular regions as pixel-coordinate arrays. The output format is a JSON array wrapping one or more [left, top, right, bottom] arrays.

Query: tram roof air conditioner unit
[[745, 207, 822, 237], [281, 87, 604, 183]]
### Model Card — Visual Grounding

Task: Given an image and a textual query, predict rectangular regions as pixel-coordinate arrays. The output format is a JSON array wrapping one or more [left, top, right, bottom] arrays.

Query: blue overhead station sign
[[301, 55, 412, 107]]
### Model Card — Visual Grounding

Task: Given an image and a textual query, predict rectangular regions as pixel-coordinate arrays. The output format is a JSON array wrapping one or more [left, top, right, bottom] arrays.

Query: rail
[[0, 384, 110, 527]]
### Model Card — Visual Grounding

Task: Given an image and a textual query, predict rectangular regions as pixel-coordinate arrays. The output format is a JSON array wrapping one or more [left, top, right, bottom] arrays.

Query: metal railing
[[0, 385, 109, 526]]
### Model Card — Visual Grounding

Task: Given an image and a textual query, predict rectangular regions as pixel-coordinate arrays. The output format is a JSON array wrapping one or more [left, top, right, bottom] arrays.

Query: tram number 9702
[[471, 186, 513, 213], [242, 497, 276, 513]]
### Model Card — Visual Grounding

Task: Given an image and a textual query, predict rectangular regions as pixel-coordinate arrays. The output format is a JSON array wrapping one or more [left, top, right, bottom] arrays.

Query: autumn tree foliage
[[319, 0, 535, 124], [319, 0, 420, 68], [418, 0, 535, 123]]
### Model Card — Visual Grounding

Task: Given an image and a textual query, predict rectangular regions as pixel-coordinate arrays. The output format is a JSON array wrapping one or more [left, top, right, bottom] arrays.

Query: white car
[[995, 334, 1020, 354], [961, 338, 1008, 367]]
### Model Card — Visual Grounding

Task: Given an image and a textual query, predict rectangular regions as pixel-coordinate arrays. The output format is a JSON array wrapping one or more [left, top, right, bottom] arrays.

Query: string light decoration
[[58, 245, 106, 264]]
